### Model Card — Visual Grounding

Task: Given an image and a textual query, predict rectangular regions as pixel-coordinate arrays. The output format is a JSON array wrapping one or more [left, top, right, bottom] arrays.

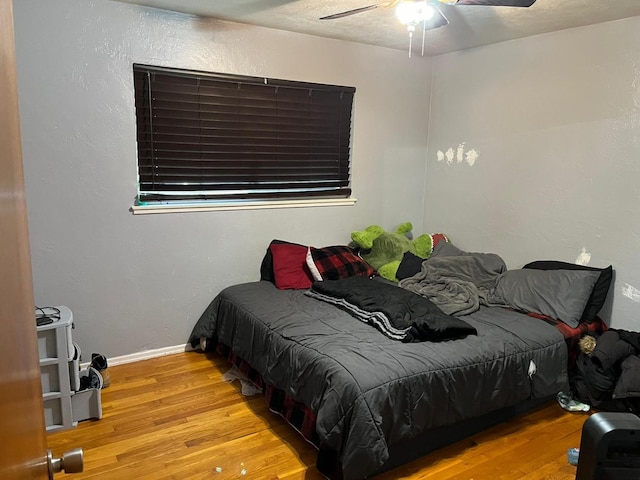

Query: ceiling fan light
[[396, 1, 418, 25], [421, 4, 435, 20], [396, 1, 435, 26]]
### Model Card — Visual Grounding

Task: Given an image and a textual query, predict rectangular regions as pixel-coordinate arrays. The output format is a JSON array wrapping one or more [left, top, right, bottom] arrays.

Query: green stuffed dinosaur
[[351, 222, 446, 282]]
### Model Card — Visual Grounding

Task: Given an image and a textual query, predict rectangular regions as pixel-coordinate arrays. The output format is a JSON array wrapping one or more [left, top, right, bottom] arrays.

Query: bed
[[188, 240, 611, 479]]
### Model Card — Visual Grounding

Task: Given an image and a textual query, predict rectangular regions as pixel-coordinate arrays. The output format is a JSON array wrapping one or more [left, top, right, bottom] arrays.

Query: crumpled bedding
[[188, 281, 567, 480], [306, 276, 477, 342], [573, 329, 640, 411], [399, 253, 507, 316]]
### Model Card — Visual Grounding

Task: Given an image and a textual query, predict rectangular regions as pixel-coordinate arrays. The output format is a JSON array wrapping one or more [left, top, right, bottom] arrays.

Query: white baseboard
[[80, 343, 194, 369]]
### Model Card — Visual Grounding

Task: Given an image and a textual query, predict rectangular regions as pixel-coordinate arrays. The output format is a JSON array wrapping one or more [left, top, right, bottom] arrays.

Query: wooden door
[[0, 0, 49, 477]]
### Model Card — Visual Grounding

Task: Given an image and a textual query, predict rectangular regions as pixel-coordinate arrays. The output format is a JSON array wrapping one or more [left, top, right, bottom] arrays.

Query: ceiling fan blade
[[320, 4, 387, 20], [426, 5, 449, 30], [319, 1, 403, 20], [441, 0, 536, 6]]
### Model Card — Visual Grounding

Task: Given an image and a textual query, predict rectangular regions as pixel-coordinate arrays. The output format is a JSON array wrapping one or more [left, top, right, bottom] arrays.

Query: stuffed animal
[[579, 335, 597, 356], [351, 222, 446, 282]]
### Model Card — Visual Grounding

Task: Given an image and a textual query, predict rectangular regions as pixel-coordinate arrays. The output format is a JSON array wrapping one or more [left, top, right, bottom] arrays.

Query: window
[[132, 64, 355, 207]]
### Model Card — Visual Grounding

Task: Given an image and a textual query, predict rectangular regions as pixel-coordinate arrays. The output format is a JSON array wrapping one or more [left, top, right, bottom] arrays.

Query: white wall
[[13, 0, 433, 357], [424, 16, 640, 330]]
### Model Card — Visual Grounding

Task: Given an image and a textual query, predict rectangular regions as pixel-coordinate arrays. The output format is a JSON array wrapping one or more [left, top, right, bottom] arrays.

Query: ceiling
[[112, 0, 640, 56]]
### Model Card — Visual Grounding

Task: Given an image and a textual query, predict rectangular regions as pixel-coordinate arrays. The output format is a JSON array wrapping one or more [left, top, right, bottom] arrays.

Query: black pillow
[[259, 239, 307, 282], [396, 251, 424, 280], [522, 260, 613, 323]]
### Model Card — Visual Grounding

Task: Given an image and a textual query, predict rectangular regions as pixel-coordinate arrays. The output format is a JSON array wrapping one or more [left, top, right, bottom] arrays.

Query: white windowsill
[[131, 197, 357, 215]]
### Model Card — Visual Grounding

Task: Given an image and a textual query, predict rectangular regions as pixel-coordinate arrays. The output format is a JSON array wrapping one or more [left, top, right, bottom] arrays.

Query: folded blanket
[[306, 276, 477, 342], [399, 253, 507, 316]]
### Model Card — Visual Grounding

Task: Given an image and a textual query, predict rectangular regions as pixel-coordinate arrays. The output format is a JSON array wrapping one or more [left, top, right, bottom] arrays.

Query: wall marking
[[465, 149, 479, 166], [445, 147, 455, 164], [456, 143, 465, 163], [622, 283, 640, 303], [575, 247, 591, 266], [435, 145, 480, 166]]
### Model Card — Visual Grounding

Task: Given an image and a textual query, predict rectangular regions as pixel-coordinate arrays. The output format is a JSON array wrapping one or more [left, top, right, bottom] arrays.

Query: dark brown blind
[[133, 64, 355, 204]]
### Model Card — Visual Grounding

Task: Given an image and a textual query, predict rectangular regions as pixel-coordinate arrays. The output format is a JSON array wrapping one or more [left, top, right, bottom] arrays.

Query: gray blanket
[[399, 253, 507, 316]]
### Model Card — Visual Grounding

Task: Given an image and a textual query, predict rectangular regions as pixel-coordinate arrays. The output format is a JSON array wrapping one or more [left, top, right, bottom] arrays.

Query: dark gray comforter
[[189, 281, 568, 480]]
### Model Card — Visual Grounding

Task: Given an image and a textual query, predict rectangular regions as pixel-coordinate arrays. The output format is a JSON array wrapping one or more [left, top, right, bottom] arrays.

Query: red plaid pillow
[[307, 245, 375, 281]]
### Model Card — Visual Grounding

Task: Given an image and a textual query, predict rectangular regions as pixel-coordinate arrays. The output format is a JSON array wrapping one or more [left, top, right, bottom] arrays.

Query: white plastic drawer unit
[[36, 306, 75, 432], [43, 395, 75, 432], [36, 306, 74, 361], [36, 306, 103, 431]]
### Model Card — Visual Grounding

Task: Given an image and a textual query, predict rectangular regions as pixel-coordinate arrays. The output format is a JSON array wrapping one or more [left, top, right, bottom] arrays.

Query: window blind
[[133, 64, 355, 204]]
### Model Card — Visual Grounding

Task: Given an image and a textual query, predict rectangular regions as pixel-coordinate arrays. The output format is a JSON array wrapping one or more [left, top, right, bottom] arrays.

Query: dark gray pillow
[[494, 269, 600, 328], [523, 260, 613, 323], [431, 242, 506, 275], [399, 241, 465, 279], [432, 241, 465, 257]]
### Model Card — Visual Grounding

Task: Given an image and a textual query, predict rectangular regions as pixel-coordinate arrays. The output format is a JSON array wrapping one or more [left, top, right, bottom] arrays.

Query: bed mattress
[[189, 280, 569, 479]]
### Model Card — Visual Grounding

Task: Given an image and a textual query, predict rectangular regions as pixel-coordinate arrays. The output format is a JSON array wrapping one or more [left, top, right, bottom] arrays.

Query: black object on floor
[[576, 412, 640, 479]]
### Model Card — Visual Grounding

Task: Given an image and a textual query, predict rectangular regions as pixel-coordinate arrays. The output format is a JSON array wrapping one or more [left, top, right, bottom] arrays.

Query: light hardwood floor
[[47, 351, 588, 479]]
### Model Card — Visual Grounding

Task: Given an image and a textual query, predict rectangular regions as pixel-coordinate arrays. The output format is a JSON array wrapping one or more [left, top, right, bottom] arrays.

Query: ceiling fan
[[320, 0, 537, 57]]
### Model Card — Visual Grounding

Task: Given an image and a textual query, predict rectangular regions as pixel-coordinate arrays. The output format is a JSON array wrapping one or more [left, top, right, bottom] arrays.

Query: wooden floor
[[47, 351, 589, 479]]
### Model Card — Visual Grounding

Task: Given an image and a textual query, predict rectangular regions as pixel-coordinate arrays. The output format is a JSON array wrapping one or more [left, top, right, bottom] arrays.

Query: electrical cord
[[35, 306, 61, 326]]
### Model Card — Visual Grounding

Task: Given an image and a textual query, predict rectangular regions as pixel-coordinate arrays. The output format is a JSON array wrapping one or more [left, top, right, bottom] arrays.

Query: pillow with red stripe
[[306, 245, 375, 281]]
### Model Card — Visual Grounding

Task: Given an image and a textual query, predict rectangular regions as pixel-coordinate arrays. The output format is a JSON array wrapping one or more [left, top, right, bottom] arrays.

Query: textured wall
[[13, 0, 433, 357], [424, 16, 640, 330]]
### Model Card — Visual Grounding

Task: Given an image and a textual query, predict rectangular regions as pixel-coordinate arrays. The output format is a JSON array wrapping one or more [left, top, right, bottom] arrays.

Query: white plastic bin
[[71, 367, 103, 422]]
